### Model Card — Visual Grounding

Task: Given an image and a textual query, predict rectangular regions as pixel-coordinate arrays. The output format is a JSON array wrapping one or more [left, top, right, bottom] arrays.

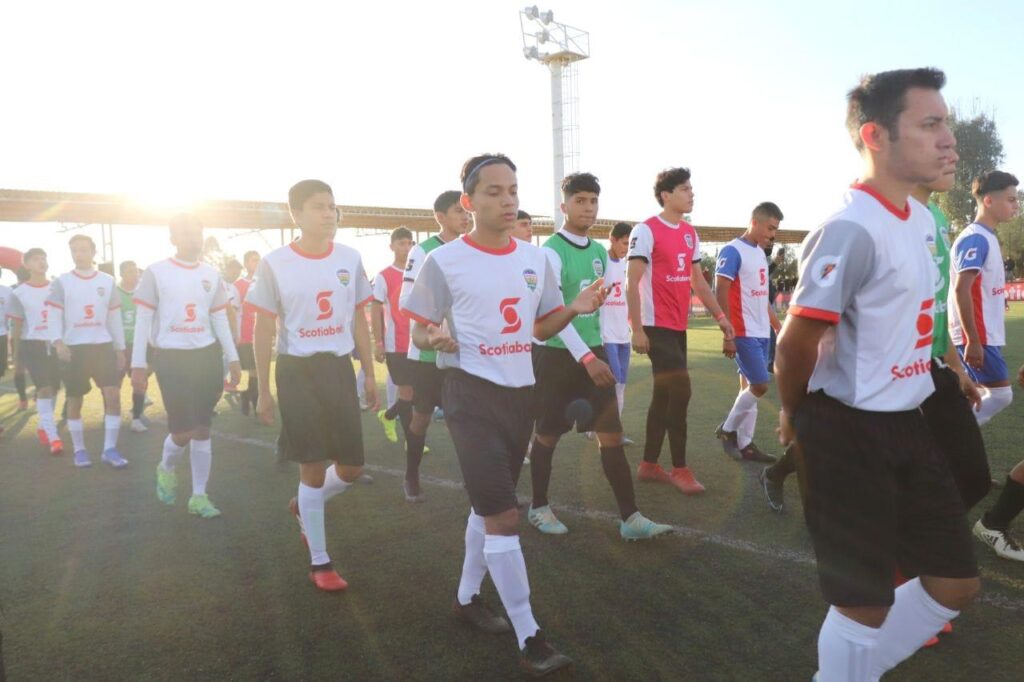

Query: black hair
[[16, 266, 29, 283], [391, 227, 413, 242], [243, 250, 260, 262], [752, 201, 784, 221], [68, 234, 96, 250], [517, 210, 531, 221], [433, 190, 462, 214], [460, 153, 516, 194], [119, 260, 137, 276], [973, 170, 1019, 198], [288, 179, 334, 215], [654, 167, 691, 207], [610, 222, 632, 240], [23, 248, 45, 264], [561, 172, 600, 198], [845, 68, 946, 151]]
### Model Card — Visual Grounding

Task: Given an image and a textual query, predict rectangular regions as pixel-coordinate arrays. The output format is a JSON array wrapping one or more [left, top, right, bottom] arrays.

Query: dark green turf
[[2, 315, 1023, 680]]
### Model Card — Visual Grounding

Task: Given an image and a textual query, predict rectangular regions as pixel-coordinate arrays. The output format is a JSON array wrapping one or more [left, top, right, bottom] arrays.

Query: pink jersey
[[626, 216, 701, 331], [234, 277, 256, 345], [373, 265, 410, 353]]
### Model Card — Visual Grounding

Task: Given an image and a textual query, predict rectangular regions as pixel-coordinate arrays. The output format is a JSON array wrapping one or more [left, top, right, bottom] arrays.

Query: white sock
[[103, 414, 120, 451], [457, 510, 488, 605], [722, 388, 758, 435], [975, 386, 1012, 426], [298, 483, 329, 566], [37, 398, 59, 441], [161, 435, 186, 471], [737, 401, 759, 449], [871, 578, 959, 676], [356, 368, 366, 401], [68, 418, 86, 452], [189, 438, 212, 496], [386, 376, 397, 409], [484, 534, 539, 649], [615, 383, 625, 417], [817, 606, 880, 682], [322, 464, 353, 503]]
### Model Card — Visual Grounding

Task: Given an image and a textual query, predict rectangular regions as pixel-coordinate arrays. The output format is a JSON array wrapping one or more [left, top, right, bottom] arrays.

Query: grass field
[[2, 314, 1024, 681]]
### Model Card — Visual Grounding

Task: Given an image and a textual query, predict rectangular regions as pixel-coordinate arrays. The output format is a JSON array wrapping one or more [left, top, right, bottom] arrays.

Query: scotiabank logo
[[316, 291, 333, 320], [759, 268, 766, 286], [479, 341, 532, 357], [184, 303, 197, 322], [914, 298, 934, 349], [499, 297, 521, 334], [83, 304, 95, 320], [891, 358, 932, 380], [992, 287, 1006, 296]]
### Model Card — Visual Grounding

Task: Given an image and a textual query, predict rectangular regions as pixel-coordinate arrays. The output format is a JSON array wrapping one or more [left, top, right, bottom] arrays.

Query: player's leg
[[25, 342, 61, 451], [957, 345, 1012, 425], [527, 346, 570, 534], [126, 346, 148, 432], [403, 362, 439, 502], [184, 344, 225, 518], [637, 327, 673, 482], [91, 344, 127, 468], [975, 458, 1024, 561]]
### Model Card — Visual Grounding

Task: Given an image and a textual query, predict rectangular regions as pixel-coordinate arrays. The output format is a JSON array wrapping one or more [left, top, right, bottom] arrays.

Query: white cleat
[[130, 419, 149, 433], [973, 520, 1024, 562]]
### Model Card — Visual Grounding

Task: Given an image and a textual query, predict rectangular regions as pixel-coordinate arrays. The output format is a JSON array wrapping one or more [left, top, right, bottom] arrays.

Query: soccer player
[[714, 202, 784, 464], [599, 222, 635, 445], [131, 214, 241, 519], [118, 260, 149, 432], [397, 190, 471, 502], [404, 153, 603, 676], [0, 272, 11, 435], [949, 170, 1019, 426], [371, 228, 416, 447], [11, 267, 31, 410], [626, 167, 734, 494], [251, 179, 378, 592], [233, 251, 260, 416], [974, 377, 1024, 561], [47, 235, 128, 469], [528, 173, 671, 540], [7, 248, 63, 454], [512, 209, 533, 242], [776, 68, 978, 680]]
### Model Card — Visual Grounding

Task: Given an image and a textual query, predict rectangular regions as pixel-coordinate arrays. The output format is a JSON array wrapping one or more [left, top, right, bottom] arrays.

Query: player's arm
[[411, 320, 457, 353], [691, 269, 734, 341], [353, 300, 379, 411], [106, 303, 126, 352], [130, 303, 154, 393], [953, 269, 983, 369], [768, 305, 782, 334], [10, 318, 22, 366], [225, 303, 239, 343], [625, 259, 648, 353], [945, 342, 982, 410], [534, 278, 607, 341], [369, 301, 386, 363], [715, 274, 737, 359], [46, 280, 70, 361], [253, 310, 277, 425], [775, 315, 831, 444]]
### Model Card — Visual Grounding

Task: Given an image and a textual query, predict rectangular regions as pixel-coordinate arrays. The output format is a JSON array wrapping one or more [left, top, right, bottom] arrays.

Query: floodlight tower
[[520, 6, 589, 230]]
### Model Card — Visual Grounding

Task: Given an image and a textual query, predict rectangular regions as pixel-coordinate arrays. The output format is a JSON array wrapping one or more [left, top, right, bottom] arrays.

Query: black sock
[[982, 476, 1024, 531], [131, 392, 145, 420], [405, 429, 426, 483], [529, 438, 556, 508], [766, 447, 797, 483], [247, 375, 258, 404], [600, 445, 638, 521], [15, 372, 27, 401], [643, 383, 670, 464], [396, 399, 413, 440], [666, 380, 691, 469]]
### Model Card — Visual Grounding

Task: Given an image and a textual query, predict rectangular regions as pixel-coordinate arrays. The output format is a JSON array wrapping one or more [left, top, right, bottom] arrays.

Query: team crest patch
[[812, 256, 841, 288], [592, 259, 604, 277], [201, 279, 212, 292], [97, 286, 105, 297], [925, 232, 937, 257], [684, 234, 694, 250], [523, 268, 538, 291], [337, 269, 351, 286]]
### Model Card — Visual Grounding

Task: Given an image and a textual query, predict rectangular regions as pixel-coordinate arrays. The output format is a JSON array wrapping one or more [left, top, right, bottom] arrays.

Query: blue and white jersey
[[716, 237, 770, 338], [948, 222, 1005, 347]]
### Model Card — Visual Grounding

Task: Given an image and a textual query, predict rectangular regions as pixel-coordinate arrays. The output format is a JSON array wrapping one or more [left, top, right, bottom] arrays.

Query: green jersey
[[929, 201, 951, 358], [118, 286, 137, 346], [541, 232, 607, 350], [405, 234, 448, 364]]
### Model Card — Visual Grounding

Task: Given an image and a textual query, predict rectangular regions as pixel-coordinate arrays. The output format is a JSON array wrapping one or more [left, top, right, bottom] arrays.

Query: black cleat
[[519, 631, 572, 678], [454, 595, 511, 634], [760, 466, 785, 513], [715, 422, 743, 461], [741, 442, 777, 464]]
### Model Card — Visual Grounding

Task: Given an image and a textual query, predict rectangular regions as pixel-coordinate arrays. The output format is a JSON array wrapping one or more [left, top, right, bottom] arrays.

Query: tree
[[996, 191, 1024, 279], [935, 108, 1004, 230]]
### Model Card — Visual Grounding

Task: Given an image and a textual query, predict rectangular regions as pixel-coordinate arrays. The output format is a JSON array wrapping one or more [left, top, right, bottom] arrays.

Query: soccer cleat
[[636, 461, 672, 483], [73, 449, 92, 468], [519, 631, 573, 678], [188, 494, 222, 519], [620, 512, 673, 541], [760, 467, 785, 513], [37, 428, 49, 446], [432, 407, 445, 422], [49, 439, 64, 456], [156, 465, 177, 505], [669, 467, 705, 495], [453, 595, 511, 634], [941, 622, 953, 634], [740, 442, 777, 464], [422, 445, 431, 456], [130, 419, 148, 433], [358, 395, 369, 411], [309, 565, 348, 592], [357, 473, 374, 485], [403, 480, 426, 503], [715, 422, 743, 460], [528, 505, 568, 535], [377, 410, 398, 443], [972, 519, 1024, 562], [622, 435, 635, 446], [101, 448, 128, 469], [143, 395, 153, 407], [923, 636, 940, 648], [287, 496, 308, 546]]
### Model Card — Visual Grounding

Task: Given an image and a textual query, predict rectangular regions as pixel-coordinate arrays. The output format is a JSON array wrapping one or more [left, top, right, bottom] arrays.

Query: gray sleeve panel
[[791, 221, 876, 318]]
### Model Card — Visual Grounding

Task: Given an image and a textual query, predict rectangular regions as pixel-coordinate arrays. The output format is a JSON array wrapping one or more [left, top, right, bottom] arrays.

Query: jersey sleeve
[[536, 257, 565, 320], [626, 223, 653, 263], [210, 276, 229, 312], [133, 268, 159, 309], [245, 259, 281, 318], [691, 229, 702, 264], [789, 221, 876, 324], [715, 245, 741, 281], [372, 272, 388, 303], [353, 259, 373, 307], [953, 233, 989, 273], [402, 255, 451, 326], [6, 290, 24, 320], [399, 243, 427, 310], [46, 278, 66, 309]]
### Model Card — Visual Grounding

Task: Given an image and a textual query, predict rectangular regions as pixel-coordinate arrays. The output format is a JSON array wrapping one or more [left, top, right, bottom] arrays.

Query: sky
[[2, 0, 1024, 280]]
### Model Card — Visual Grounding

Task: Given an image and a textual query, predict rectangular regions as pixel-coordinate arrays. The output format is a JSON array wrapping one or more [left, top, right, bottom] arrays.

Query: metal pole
[[549, 60, 564, 231]]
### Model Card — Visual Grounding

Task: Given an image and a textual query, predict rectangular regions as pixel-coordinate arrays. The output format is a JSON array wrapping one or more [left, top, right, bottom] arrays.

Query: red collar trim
[[851, 183, 910, 221], [24, 281, 49, 288], [72, 269, 98, 280], [169, 258, 201, 270], [289, 241, 334, 260], [463, 235, 517, 255]]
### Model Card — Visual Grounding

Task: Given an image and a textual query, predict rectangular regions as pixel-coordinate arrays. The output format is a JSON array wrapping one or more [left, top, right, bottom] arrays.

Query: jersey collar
[[169, 257, 201, 270], [851, 182, 910, 221], [463, 234, 517, 255]]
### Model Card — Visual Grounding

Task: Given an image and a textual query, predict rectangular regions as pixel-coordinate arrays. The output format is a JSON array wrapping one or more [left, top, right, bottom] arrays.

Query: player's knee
[[337, 464, 363, 483], [171, 433, 191, 448], [750, 383, 769, 398], [193, 427, 211, 441], [410, 411, 431, 434], [596, 432, 623, 447], [485, 507, 520, 535], [922, 575, 981, 611], [989, 385, 1013, 411], [536, 433, 559, 448], [398, 386, 414, 401]]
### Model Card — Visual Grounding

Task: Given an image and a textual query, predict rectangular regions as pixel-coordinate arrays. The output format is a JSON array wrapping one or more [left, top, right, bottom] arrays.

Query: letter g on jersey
[[316, 291, 334, 320], [499, 297, 521, 334], [811, 256, 841, 288]]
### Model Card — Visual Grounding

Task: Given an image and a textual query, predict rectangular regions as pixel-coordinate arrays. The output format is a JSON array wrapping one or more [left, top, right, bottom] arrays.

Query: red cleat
[[288, 497, 308, 547], [669, 467, 705, 495], [941, 621, 953, 634], [309, 567, 348, 592], [37, 428, 49, 446], [50, 439, 64, 456], [637, 461, 672, 483], [923, 636, 940, 648]]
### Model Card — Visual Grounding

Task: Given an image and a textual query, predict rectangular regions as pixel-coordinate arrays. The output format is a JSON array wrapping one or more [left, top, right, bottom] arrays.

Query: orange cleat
[[288, 497, 308, 547], [637, 461, 672, 483], [669, 467, 705, 495], [309, 567, 348, 592], [50, 439, 64, 456], [37, 428, 49, 446], [923, 636, 940, 648], [941, 622, 953, 634]]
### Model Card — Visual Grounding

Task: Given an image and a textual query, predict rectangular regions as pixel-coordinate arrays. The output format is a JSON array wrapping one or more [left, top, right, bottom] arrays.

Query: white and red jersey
[[0, 284, 13, 335], [8, 281, 54, 341], [402, 235, 564, 388], [790, 184, 937, 412], [600, 255, 630, 344], [246, 241, 373, 358], [715, 238, 771, 338], [948, 222, 1005, 347], [223, 280, 241, 338], [133, 258, 230, 350], [373, 265, 410, 353], [46, 270, 120, 346], [626, 215, 701, 331], [234, 276, 256, 345]]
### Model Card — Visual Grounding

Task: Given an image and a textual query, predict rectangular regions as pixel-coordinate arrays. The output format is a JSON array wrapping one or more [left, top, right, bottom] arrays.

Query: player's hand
[[131, 367, 148, 394], [227, 361, 242, 389], [718, 316, 736, 342], [777, 410, 796, 447], [256, 391, 276, 426], [960, 373, 983, 412], [722, 338, 737, 359], [583, 357, 616, 387], [427, 325, 458, 353], [570, 278, 608, 315], [363, 376, 380, 412], [964, 341, 984, 370], [374, 342, 385, 364], [55, 342, 71, 363]]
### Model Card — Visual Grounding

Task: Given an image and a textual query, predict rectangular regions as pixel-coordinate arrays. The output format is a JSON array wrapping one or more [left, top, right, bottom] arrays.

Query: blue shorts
[[603, 342, 631, 384], [735, 337, 771, 385], [956, 344, 1009, 384]]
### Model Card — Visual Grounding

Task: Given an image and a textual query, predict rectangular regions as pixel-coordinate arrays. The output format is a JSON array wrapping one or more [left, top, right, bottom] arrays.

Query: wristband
[[581, 352, 597, 366], [715, 312, 726, 321]]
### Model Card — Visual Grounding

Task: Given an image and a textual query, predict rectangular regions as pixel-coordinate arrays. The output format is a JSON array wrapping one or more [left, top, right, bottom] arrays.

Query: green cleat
[[528, 505, 568, 535], [156, 464, 177, 505], [620, 512, 673, 541], [188, 494, 222, 519], [377, 410, 398, 443]]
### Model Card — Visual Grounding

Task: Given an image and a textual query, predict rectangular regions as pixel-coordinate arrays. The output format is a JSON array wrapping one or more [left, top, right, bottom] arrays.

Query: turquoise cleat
[[620, 512, 673, 541], [188, 494, 222, 519], [528, 505, 569, 535]]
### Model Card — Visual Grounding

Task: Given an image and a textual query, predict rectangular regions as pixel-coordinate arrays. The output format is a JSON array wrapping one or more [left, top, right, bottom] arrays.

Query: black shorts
[[19, 340, 60, 391], [795, 391, 977, 608], [443, 369, 533, 517], [410, 359, 445, 414], [153, 343, 224, 434], [644, 326, 688, 374], [0, 336, 7, 379], [385, 352, 416, 387], [276, 353, 364, 466], [237, 343, 256, 371], [921, 362, 992, 511], [533, 345, 621, 436], [62, 343, 120, 397]]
